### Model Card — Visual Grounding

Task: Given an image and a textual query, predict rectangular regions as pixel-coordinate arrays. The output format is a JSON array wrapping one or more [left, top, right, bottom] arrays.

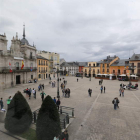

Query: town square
[[1, 0, 140, 140]]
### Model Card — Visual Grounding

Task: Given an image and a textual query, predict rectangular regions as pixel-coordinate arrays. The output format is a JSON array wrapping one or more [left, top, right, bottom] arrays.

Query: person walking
[[40, 91, 46, 101], [7, 96, 12, 109], [100, 86, 103, 93], [60, 78, 61, 81], [104, 86, 106, 93], [56, 98, 61, 110], [112, 97, 119, 110], [38, 85, 40, 91], [0, 98, 4, 110], [68, 88, 70, 98], [62, 89, 65, 97], [121, 88, 124, 97], [88, 88, 91, 96], [77, 78, 78, 82], [116, 97, 120, 108], [53, 97, 56, 104], [61, 130, 69, 140], [119, 88, 122, 97], [34, 90, 36, 99]]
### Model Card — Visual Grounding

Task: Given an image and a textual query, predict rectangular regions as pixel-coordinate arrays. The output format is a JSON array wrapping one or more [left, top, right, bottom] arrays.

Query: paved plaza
[[0, 76, 140, 140]]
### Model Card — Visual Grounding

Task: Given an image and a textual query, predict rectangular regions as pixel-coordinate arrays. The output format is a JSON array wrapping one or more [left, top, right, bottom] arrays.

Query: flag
[[21, 60, 24, 69], [31, 67, 32, 71], [9, 62, 12, 72]]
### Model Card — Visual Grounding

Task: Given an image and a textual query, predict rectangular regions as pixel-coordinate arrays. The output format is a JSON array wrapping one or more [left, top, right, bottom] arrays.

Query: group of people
[[26, 88, 36, 99], [54, 130, 69, 140], [51, 81, 56, 88], [61, 83, 65, 89], [62, 88, 71, 98], [38, 84, 44, 91], [0, 96, 12, 111], [100, 85, 105, 93], [112, 97, 120, 110], [99, 79, 103, 85], [53, 97, 61, 110], [119, 88, 124, 97]]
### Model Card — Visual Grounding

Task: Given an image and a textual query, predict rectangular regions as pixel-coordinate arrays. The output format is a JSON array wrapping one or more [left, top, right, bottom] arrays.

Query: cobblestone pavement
[[0, 77, 140, 140]]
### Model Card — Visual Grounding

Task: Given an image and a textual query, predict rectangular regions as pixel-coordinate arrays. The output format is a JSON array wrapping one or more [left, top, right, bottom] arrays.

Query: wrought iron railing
[[32, 106, 73, 129], [0, 67, 37, 73]]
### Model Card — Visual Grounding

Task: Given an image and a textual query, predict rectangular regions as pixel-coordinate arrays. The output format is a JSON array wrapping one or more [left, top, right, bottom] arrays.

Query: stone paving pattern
[[0, 76, 140, 140]]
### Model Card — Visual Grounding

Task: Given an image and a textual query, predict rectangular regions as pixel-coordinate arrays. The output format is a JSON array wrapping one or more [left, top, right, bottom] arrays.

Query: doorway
[[16, 75, 20, 84]]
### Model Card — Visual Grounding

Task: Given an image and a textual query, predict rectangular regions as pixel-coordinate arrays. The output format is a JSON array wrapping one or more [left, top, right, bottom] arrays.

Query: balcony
[[29, 56, 36, 60], [0, 67, 37, 73], [39, 63, 46, 66], [41, 70, 46, 73]]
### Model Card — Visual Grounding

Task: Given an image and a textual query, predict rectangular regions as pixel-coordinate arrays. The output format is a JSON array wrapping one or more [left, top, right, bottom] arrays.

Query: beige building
[[37, 55, 49, 80], [0, 26, 37, 89], [37, 51, 60, 74], [83, 62, 100, 77], [129, 53, 140, 77]]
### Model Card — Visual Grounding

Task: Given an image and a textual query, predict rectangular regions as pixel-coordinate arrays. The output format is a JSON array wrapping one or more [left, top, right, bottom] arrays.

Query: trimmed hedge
[[36, 95, 61, 140], [5, 91, 32, 134]]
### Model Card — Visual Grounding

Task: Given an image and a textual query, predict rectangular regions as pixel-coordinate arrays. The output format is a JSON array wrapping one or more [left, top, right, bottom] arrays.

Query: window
[[113, 70, 115, 74], [103, 64, 104, 67], [103, 69, 104, 72], [107, 69, 109, 72], [107, 64, 109, 67], [16, 62, 19, 70], [39, 60, 40, 65], [38, 74, 41, 78], [89, 64, 91, 66], [124, 70, 126, 74], [39, 67, 40, 72], [93, 64, 95, 67], [44, 61, 45, 65], [30, 52, 32, 59], [138, 69, 140, 74], [31, 75, 33, 79], [98, 69, 100, 73], [138, 63, 140, 68], [46, 61, 48, 65], [93, 69, 95, 73], [118, 69, 120, 74], [46, 68, 47, 72]]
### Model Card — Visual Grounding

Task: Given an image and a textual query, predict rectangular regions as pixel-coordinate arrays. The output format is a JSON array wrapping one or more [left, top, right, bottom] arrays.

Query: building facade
[[98, 55, 119, 74], [129, 54, 140, 77], [60, 62, 79, 76], [83, 62, 100, 77], [37, 55, 49, 80], [37, 51, 60, 75], [110, 59, 130, 76], [0, 26, 37, 89]]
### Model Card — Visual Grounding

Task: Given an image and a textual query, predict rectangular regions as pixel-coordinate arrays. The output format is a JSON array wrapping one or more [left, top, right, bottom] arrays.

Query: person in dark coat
[[56, 99, 61, 110], [68, 88, 70, 98], [61, 130, 69, 140], [0, 98, 4, 110], [88, 88, 91, 97], [104, 86, 105, 93], [77, 78, 78, 82]]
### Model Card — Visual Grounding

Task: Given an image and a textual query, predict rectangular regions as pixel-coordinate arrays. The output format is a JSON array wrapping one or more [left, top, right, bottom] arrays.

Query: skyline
[[1, 0, 140, 61]]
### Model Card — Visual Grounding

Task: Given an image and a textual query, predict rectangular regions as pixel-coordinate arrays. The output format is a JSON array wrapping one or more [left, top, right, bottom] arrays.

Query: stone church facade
[[0, 26, 37, 89]]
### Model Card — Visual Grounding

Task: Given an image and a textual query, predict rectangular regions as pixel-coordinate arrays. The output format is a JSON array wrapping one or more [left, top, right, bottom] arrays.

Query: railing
[[29, 56, 36, 60], [32, 106, 73, 129], [41, 70, 46, 73], [0, 67, 37, 73], [60, 106, 74, 117]]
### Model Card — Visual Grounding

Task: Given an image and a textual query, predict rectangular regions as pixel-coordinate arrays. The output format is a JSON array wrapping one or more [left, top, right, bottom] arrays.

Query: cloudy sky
[[1, 0, 140, 61]]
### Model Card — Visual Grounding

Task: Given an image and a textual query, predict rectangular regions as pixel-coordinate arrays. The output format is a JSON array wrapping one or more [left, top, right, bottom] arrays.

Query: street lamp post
[[89, 66, 91, 81], [57, 64, 60, 98]]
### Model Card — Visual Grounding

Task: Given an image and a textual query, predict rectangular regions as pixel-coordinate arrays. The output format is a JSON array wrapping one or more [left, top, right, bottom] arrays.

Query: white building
[[0, 25, 37, 89], [60, 62, 79, 76]]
